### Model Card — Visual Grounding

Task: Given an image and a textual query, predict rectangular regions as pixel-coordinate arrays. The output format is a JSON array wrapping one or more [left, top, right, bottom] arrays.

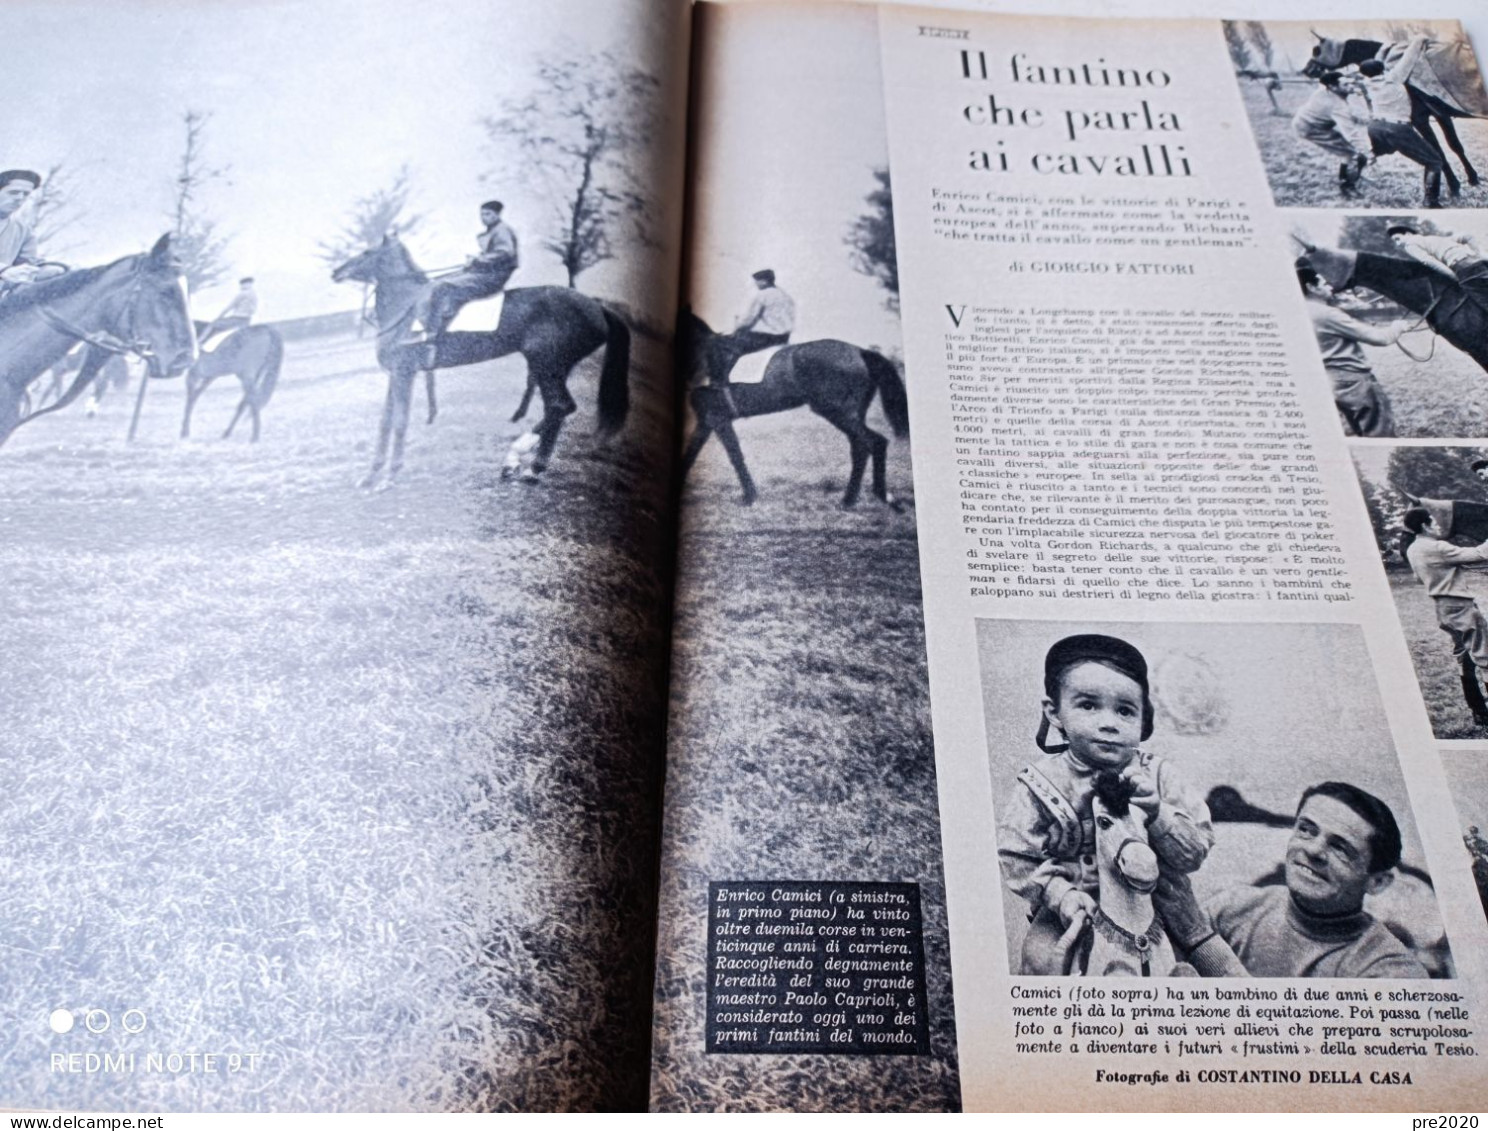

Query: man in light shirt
[[1291, 72, 1368, 195], [205, 277, 259, 340], [1297, 262, 1410, 437], [1403, 506, 1488, 727], [706, 269, 796, 410], [0, 168, 67, 296], [1355, 35, 1446, 209], [1387, 222, 1488, 306]]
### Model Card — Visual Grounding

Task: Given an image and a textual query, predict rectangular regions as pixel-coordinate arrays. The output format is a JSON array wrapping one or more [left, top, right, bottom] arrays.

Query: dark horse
[[1300, 243, 1488, 372], [331, 236, 629, 488], [678, 311, 909, 507], [1304, 35, 1482, 197], [181, 322, 286, 442], [0, 234, 197, 447]]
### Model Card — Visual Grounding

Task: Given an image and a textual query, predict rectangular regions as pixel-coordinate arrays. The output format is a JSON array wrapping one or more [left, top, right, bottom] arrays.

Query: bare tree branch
[[317, 164, 426, 265], [481, 48, 660, 288], [845, 167, 898, 312], [170, 110, 233, 292]]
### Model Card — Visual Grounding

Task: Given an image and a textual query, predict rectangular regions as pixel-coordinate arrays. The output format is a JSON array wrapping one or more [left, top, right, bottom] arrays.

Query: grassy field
[[1386, 567, 1487, 740], [0, 329, 673, 1110], [1332, 310, 1488, 439], [648, 399, 961, 1112], [1239, 81, 1488, 210]]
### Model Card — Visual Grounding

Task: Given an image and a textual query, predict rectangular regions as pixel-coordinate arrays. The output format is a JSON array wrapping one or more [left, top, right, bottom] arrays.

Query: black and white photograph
[[1352, 445, 1488, 740], [1226, 20, 1488, 210], [1291, 212, 1488, 438], [977, 620, 1451, 979], [2, 0, 685, 1112], [647, 4, 958, 1114], [1439, 749, 1488, 924]]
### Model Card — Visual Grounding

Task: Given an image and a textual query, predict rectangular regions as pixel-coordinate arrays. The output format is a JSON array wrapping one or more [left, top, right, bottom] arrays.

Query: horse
[[677, 311, 910, 508], [1076, 772, 1185, 977], [330, 236, 629, 488], [1298, 243, 1488, 372], [1303, 35, 1483, 197], [180, 322, 286, 442], [0, 234, 198, 447]]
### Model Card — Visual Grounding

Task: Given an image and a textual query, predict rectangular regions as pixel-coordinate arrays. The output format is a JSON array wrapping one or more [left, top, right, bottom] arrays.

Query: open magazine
[[3, 0, 1488, 1114]]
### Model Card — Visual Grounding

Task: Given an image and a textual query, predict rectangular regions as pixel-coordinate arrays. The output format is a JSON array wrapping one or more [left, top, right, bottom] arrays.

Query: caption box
[[705, 880, 930, 1055]]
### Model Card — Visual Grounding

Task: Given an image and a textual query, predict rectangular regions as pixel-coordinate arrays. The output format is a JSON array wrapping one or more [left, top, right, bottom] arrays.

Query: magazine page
[[1, 0, 687, 1112], [649, 2, 962, 1111], [876, 2, 1488, 1113]]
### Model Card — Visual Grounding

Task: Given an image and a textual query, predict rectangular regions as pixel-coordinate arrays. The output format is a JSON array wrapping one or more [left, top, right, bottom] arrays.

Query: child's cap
[[1037, 633, 1155, 751]]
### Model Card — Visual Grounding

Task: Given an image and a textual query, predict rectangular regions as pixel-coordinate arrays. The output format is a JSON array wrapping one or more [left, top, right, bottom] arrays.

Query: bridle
[[30, 263, 178, 371]]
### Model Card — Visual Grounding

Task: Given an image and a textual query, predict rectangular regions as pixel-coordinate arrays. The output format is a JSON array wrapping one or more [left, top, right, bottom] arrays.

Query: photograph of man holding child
[[977, 620, 1451, 979]]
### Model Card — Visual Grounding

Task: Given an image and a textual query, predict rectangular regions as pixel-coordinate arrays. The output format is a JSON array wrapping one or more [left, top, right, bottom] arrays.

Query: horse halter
[[31, 264, 167, 364]]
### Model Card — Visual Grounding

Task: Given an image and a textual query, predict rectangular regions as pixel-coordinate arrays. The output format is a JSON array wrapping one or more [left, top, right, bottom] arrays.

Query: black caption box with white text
[[706, 880, 930, 1055]]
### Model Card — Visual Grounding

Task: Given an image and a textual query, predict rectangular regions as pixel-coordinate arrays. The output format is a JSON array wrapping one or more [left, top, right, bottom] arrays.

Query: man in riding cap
[[1387, 222, 1488, 307], [202, 277, 258, 343], [1291, 72, 1370, 196], [705, 269, 796, 413], [414, 200, 518, 343], [1354, 34, 1447, 209], [0, 169, 67, 297], [1298, 260, 1410, 438]]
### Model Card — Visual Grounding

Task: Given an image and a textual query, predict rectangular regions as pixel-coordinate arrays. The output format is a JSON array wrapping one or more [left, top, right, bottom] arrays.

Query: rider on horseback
[[1355, 34, 1446, 209], [410, 200, 518, 344], [1388, 222, 1488, 307], [203, 277, 258, 341], [706, 269, 795, 414], [0, 169, 67, 300]]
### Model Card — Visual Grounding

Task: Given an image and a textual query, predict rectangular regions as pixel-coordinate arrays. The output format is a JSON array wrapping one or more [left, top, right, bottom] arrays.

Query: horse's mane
[[0, 257, 124, 312], [1093, 771, 1139, 817], [384, 239, 428, 285]]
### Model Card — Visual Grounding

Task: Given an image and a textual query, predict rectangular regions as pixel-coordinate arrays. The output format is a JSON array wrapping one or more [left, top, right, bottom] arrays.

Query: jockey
[[414, 200, 518, 343], [705, 269, 795, 412], [202, 277, 258, 344], [1387, 222, 1488, 307], [0, 169, 67, 297], [1353, 35, 1445, 208]]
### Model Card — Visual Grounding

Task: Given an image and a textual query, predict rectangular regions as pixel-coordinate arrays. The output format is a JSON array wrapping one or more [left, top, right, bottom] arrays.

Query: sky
[[687, 4, 903, 353], [3, 0, 687, 321]]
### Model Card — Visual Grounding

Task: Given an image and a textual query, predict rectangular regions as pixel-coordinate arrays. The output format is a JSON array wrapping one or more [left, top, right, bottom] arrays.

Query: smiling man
[[1156, 782, 1430, 978]]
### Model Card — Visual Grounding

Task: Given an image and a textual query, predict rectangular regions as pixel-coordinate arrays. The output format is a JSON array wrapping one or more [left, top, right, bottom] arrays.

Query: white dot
[[49, 1009, 75, 1034]]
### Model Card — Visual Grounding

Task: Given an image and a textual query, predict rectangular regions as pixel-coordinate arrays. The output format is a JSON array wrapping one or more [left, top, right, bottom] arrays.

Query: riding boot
[[1460, 655, 1488, 728], [1424, 167, 1444, 209]]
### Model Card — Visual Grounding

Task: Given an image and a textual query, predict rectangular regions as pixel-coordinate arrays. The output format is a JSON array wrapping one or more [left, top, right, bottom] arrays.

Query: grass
[[648, 401, 961, 1112], [1386, 567, 1487, 740], [0, 329, 673, 1111], [1237, 80, 1488, 210], [1367, 320, 1488, 438]]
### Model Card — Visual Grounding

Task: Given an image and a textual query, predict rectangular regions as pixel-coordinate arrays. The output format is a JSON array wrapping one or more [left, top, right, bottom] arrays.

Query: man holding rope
[[1297, 260, 1412, 437]]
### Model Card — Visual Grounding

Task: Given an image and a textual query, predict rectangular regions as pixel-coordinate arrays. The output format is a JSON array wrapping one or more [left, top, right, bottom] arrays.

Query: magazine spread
[[3, 0, 1488, 1116]]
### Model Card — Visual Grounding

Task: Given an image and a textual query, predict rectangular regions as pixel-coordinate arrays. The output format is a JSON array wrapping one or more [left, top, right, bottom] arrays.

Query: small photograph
[[1353, 445, 1488, 740], [1291, 211, 1488, 439], [1439, 749, 1488, 924], [1224, 20, 1488, 210], [977, 620, 1451, 979]]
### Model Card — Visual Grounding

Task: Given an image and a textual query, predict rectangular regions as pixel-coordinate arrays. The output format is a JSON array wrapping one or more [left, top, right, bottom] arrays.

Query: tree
[[845, 167, 898, 312], [169, 110, 232, 293], [1223, 22, 1254, 73], [481, 49, 660, 288], [1243, 21, 1276, 70], [30, 162, 86, 256], [317, 165, 425, 266]]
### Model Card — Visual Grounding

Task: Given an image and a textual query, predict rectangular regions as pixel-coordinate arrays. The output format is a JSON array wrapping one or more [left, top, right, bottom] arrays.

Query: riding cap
[[752, 269, 776, 284], [1036, 633, 1155, 752], [481, 200, 505, 214], [0, 169, 41, 190]]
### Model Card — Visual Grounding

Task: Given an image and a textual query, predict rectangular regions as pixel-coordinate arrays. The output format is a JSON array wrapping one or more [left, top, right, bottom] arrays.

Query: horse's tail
[[597, 307, 631, 435], [252, 329, 285, 407], [862, 349, 909, 438]]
